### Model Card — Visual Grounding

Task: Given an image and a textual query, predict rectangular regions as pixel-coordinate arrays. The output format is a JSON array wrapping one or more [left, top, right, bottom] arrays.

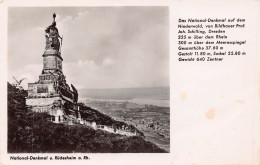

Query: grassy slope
[[78, 104, 143, 136], [8, 83, 166, 153]]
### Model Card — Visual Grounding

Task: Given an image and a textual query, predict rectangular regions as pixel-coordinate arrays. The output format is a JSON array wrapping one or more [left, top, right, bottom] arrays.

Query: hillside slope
[[8, 83, 166, 153]]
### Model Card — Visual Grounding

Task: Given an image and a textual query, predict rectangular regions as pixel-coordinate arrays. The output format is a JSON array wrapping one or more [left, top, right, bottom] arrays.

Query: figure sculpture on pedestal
[[45, 13, 63, 51]]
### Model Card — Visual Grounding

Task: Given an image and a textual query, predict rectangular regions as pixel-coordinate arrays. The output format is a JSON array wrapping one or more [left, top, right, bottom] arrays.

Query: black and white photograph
[[7, 7, 170, 153], [2, 0, 260, 164]]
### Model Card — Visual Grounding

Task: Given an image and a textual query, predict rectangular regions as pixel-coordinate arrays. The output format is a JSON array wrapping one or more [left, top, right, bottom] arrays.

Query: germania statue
[[45, 13, 63, 51]]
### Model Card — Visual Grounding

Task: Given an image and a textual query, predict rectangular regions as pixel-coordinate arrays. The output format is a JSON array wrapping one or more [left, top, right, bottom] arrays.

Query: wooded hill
[[8, 83, 166, 153]]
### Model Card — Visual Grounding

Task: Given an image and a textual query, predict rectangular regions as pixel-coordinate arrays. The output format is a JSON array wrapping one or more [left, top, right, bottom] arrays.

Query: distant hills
[[78, 87, 170, 100], [8, 83, 166, 153]]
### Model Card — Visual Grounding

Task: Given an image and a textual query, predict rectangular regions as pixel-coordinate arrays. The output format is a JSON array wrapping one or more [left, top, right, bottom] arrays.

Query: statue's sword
[[61, 35, 63, 46], [59, 35, 63, 53]]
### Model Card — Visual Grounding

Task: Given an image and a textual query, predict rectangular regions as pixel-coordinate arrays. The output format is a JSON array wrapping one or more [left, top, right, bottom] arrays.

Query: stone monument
[[26, 13, 79, 123]]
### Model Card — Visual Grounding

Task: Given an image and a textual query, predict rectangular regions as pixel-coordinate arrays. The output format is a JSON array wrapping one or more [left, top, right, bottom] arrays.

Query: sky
[[8, 7, 169, 89]]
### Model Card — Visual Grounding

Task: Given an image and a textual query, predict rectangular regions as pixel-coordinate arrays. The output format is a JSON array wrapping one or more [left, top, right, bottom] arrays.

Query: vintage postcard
[[1, 0, 260, 165]]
